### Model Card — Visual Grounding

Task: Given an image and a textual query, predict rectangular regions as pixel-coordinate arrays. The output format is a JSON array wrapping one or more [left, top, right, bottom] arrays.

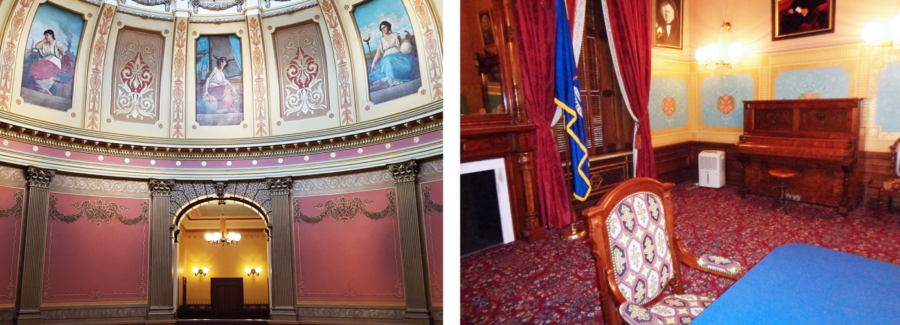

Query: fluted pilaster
[[15, 167, 56, 325], [388, 161, 431, 324], [147, 179, 175, 320], [266, 177, 297, 320]]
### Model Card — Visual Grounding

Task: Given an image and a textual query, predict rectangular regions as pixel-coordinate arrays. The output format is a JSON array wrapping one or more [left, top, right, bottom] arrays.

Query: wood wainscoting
[[653, 141, 894, 208]]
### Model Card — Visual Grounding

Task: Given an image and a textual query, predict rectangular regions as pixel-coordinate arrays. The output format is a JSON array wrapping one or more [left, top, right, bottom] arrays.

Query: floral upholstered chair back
[[605, 191, 674, 305]]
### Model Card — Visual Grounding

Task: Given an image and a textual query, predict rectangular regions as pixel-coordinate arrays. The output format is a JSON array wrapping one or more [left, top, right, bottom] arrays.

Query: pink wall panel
[[421, 180, 443, 305], [293, 188, 404, 305], [0, 186, 24, 306], [42, 193, 149, 305]]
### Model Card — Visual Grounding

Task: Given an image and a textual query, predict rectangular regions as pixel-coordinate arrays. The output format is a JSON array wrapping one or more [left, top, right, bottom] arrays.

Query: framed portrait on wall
[[478, 10, 495, 47], [773, 0, 836, 40], [653, 0, 683, 49]]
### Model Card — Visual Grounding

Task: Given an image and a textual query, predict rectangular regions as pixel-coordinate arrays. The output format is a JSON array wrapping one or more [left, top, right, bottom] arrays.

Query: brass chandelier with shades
[[204, 201, 241, 246]]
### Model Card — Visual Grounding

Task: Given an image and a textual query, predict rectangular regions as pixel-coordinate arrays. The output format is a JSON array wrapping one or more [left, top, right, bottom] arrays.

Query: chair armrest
[[606, 269, 626, 302], [674, 235, 745, 280]]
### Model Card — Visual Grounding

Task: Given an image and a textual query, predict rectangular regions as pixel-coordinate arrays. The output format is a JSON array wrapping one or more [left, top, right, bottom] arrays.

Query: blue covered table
[[691, 243, 900, 324]]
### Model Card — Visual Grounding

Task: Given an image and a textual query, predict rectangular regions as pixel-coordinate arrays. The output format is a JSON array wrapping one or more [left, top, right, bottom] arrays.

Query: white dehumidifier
[[698, 150, 726, 188]]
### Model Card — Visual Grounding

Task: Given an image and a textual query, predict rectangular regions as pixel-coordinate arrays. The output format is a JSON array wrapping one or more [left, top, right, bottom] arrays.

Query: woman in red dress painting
[[29, 29, 71, 96]]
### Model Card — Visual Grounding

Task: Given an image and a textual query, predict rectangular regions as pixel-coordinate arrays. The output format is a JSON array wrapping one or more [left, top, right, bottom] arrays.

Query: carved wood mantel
[[461, 125, 545, 242]]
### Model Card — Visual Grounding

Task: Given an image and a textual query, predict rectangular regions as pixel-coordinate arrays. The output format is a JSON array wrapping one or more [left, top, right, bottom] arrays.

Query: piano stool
[[769, 168, 798, 212]]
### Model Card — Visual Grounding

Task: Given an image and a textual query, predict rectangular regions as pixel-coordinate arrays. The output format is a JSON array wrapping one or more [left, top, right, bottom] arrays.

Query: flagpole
[[561, 124, 586, 240]]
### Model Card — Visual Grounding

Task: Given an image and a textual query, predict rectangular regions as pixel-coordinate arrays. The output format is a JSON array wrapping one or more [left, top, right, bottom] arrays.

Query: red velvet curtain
[[604, 0, 657, 178], [514, 0, 572, 229]]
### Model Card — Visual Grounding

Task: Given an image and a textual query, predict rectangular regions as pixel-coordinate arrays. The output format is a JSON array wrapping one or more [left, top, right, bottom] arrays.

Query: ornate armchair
[[582, 178, 745, 325]]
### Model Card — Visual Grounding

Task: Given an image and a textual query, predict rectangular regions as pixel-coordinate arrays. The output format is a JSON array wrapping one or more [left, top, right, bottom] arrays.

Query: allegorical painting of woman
[[353, 0, 421, 104], [21, 3, 84, 111], [196, 34, 243, 126]]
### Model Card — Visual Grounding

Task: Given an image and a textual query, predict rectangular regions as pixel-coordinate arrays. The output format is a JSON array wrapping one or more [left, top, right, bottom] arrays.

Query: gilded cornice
[[260, 1, 316, 17], [117, 7, 176, 21], [0, 111, 441, 160]]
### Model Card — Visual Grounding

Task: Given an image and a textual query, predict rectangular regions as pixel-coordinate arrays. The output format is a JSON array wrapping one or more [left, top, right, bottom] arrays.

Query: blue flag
[[554, 0, 591, 201]]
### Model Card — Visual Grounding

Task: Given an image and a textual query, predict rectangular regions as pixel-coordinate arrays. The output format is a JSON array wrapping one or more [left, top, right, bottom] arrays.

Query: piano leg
[[737, 155, 750, 199], [838, 164, 854, 215]]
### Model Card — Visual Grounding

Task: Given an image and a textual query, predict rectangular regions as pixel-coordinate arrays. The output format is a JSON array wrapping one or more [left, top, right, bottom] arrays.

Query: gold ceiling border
[[0, 113, 441, 160]]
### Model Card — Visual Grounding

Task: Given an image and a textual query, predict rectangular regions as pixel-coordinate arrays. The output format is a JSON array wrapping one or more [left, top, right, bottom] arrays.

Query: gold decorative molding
[[0, 112, 441, 160]]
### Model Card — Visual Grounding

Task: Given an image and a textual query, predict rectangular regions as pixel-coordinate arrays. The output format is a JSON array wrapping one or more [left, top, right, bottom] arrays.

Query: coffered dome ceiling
[[0, 0, 443, 178]]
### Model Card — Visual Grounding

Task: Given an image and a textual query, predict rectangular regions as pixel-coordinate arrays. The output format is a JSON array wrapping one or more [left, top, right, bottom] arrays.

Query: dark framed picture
[[653, 0, 682, 49], [773, 0, 835, 40], [478, 10, 495, 47]]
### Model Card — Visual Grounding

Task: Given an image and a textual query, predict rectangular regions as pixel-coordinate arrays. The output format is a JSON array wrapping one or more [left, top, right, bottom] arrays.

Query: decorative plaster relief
[[293, 188, 404, 304], [775, 67, 849, 100], [247, 16, 270, 136], [274, 22, 329, 121], [0, 166, 26, 188], [50, 174, 149, 198], [293, 190, 396, 223], [171, 18, 188, 138], [85, 5, 116, 129], [319, 0, 356, 125], [112, 28, 165, 124], [292, 169, 393, 195], [411, 0, 442, 100], [648, 77, 688, 131], [700, 74, 754, 128], [43, 193, 149, 304], [0, 189, 24, 305]]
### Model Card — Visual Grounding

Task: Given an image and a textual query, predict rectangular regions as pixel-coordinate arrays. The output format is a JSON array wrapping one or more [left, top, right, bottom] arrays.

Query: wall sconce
[[861, 18, 900, 59], [245, 267, 262, 277], [192, 267, 209, 276]]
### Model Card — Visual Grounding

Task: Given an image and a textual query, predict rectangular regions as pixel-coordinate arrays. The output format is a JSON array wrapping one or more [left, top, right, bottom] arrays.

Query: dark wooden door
[[210, 278, 243, 319]]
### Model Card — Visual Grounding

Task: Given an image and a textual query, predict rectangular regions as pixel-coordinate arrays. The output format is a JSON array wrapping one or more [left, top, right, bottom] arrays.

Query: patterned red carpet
[[460, 183, 900, 324]]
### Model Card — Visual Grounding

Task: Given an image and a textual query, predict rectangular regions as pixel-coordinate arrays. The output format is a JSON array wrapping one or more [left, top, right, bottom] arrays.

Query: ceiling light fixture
[[695, 1, 742, 75], [205, 201, 240, 246]]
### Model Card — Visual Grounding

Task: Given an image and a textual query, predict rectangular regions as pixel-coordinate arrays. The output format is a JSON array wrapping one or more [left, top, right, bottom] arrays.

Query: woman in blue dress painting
[[369, 21, 413, 91]]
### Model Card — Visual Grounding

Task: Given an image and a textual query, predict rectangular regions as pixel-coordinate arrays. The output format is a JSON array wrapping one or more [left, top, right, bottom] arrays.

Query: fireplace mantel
[[461, 124, 545, 242]]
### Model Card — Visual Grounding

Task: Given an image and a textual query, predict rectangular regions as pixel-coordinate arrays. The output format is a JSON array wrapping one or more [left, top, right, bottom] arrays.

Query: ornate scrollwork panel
[[49, 195, 149, 226], [0, 191, 24, 219], [422, 185, 442, 215], [293, 191, 397, 224]]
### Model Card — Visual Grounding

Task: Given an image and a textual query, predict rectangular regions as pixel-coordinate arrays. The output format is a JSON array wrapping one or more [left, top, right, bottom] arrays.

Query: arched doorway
[[172, 198, 271, 320]]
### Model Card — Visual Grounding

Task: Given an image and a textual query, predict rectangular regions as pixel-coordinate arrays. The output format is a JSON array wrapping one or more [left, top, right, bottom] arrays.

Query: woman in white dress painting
[[29, 29, 70, 96], [368, 21, 413, 91], [202, 57, 239, 113]]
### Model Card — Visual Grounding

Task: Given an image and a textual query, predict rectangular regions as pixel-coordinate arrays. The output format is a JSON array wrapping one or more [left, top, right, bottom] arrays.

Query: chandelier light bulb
[[255, 267, 262, 274], [245, 267, 252, 274], [706, 44, 720, 60], [695, 48, 707, 63], [890, 16, 900, 40], [728, 43, 743, 59], [228, 232, 241, 242], [862, 22, 884, 42], [192, 267, 199, 274], [202, 267, 209, 274]]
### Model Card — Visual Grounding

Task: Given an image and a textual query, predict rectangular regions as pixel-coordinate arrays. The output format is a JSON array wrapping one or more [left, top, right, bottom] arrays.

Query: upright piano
[[735, 98, 862, 214]]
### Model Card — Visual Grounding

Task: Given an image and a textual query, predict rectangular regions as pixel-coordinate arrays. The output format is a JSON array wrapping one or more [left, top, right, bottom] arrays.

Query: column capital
[[266, 177, 293, 196], [148, 179, 176, 196], [24, 167, 55, 189], [388, 160, 418, 184]]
